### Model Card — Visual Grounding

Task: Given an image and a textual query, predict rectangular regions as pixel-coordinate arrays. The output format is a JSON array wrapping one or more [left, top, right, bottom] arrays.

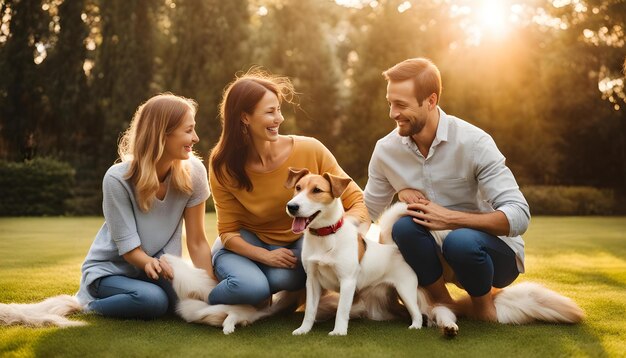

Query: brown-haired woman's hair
[[210, 67, 295, 191], [118, 93, 198, 212], [382, 58, 442, 105]]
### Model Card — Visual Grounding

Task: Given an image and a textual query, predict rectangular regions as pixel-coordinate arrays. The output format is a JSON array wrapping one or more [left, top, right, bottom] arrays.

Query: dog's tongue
[[292, 217, 308, 234]]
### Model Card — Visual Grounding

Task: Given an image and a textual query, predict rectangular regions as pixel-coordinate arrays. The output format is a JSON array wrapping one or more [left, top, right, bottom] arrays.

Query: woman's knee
[[216, 275, 271, 305], [266, 267, 306, 293], [133, 285, 169, 319]]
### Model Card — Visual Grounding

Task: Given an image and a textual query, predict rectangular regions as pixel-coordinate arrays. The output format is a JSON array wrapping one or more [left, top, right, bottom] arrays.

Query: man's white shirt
[[364, 108, 530, 272]]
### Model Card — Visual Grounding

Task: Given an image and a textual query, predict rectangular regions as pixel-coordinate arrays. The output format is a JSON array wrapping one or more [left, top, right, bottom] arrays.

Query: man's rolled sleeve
[[474, 135, 531, 237], [497, 205, 530, 237]]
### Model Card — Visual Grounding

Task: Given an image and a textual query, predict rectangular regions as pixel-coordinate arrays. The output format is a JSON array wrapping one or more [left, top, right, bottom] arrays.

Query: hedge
[[0, 158, 75, 216], [521, 185, 617, 215], [0, 158, 618, 216]]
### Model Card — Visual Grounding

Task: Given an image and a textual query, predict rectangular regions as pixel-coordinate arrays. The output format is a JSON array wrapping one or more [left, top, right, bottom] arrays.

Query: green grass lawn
[[1, 215, 625, 357]]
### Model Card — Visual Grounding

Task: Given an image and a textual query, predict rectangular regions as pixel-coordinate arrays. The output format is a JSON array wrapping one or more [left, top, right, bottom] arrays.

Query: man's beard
[[397, 116, 425, 137]]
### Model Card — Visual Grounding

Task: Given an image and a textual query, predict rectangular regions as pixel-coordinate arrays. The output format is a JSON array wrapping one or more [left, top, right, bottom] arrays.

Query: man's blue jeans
[[391, 216, 519, 297], [209, 229, 306, 305]]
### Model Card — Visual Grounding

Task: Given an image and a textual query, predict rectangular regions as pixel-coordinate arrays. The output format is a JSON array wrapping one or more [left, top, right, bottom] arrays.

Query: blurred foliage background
[[0, 0, 624, 215]]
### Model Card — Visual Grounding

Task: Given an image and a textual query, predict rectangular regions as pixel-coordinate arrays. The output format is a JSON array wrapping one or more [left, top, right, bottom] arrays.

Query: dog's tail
[[494, 282, 584, 324], [176, 298, 229, 326], [378, 202, 409, 245], [177, 298, 280, 333], [0, 295, 85, 328]]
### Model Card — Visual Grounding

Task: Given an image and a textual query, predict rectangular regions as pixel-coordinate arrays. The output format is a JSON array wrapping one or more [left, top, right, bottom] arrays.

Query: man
[[363, 58, 530, 321]]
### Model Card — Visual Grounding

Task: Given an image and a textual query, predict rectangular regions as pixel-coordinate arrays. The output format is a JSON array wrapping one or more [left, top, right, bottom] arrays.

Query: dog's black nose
[[287, 203, 299, 214]]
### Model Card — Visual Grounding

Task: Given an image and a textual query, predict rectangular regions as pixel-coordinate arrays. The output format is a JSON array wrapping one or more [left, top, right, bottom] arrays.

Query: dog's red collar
[[309, 218, 344, 237]]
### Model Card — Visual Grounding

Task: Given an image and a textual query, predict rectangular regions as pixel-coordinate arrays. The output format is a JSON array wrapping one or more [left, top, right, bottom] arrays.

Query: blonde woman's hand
[[263, 248, 297, 269], [158, 256, 174, 281], [398, 188, 427, 204], [144, 257, 162, 280]]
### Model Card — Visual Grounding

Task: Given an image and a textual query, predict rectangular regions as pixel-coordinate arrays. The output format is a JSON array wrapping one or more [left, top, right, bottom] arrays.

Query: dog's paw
[[223, 324, 236, 335], [328, 329, 347, 336], [441, 324, 459, 338], [409, 316, 423, 330], [292, 327, 310, 335]]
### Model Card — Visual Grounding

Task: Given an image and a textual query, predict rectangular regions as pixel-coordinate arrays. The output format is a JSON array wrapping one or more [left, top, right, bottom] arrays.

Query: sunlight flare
[[478, 0, 508, 34]]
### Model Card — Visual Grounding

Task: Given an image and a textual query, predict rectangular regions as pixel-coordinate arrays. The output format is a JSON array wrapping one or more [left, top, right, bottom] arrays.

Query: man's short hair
[[382, 58, 442, 105]]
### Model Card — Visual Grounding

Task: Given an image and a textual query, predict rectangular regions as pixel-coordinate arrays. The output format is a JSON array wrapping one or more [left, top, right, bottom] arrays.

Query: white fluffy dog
[[285, 168, 584, 336], [0, 257, 294, 332], [161, 253, 296, 334]]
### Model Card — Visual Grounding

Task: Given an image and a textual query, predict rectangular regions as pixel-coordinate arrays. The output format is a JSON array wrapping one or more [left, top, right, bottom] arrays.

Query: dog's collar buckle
[[309, 218, 344, 237]]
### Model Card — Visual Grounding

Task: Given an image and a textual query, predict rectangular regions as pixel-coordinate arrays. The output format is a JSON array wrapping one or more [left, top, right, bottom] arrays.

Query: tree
[[336, 0, 455, 184], [41, 0, 90, 161], [91, 0, 157, 170], [253, 0, 344, 151], [539, 0, 626, 191], [161, 0, 250, 156], [0, 0, 50, 160]]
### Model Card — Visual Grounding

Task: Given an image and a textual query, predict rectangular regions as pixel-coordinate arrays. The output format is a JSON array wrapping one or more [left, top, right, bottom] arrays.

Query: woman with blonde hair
[[208, 68, 370, 306], [76, 93, 213, 319]]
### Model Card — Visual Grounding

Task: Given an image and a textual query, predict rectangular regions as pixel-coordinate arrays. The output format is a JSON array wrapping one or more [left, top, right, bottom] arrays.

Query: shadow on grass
[[559, 270, 626, 289], [28, 313, 608, 357]]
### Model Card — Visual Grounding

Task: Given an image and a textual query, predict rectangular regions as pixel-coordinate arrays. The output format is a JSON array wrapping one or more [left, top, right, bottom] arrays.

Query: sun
[[457, 0, 514, 45], [477, 0, 510, 35], [472, 0, 514, 39]]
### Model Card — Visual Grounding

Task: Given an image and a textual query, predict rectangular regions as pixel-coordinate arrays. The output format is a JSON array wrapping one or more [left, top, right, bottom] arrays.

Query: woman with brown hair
[[208, 68, 369, 306], [76, 93, 214, 319]]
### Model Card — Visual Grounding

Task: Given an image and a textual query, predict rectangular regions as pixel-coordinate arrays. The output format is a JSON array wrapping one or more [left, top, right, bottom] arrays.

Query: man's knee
[[442, 229, 482, 263], [391, 216, 431, 248]]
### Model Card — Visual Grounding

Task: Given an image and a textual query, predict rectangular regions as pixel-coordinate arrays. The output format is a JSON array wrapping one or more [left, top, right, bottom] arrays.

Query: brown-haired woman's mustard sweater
[[210, 135, 369, 246]]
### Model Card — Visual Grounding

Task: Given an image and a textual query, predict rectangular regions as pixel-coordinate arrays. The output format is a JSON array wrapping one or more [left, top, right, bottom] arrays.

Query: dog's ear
[[285, 167, 310, 189], [323, 172, 352, 198]]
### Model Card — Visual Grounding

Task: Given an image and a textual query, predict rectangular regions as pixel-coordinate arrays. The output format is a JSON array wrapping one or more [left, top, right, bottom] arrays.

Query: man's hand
[[262, 248, 297, 269], [406, 199, 459, 231], [398, 188, 427, 204]]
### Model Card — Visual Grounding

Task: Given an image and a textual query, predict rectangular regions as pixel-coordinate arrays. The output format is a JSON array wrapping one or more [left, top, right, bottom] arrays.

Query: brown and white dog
[[285, 167, 585, 336], [285, 168, 459, 336]]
